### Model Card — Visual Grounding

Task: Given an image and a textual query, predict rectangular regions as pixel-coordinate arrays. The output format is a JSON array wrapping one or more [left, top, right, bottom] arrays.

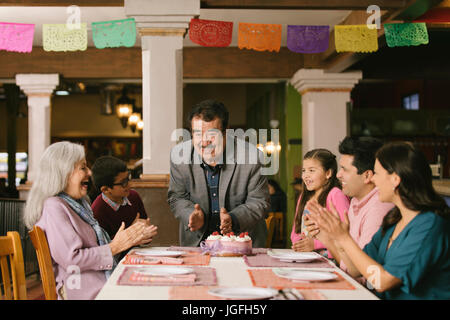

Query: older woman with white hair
[[24, 141, 157, 300]]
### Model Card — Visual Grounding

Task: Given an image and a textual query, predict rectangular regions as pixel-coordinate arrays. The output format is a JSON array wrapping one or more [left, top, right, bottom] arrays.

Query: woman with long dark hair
[[290, 149, 349, 257], [307, 142, 450, 299]]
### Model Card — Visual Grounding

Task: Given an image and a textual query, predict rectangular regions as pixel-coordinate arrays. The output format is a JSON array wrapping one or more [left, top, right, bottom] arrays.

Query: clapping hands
[[219, 207, 232, 235], [305, 200, 350, 242], [291, 234, 315, 252], [109, 214, 158, 256], [132, 212, 158, 244], [188, 204, 204, 232]]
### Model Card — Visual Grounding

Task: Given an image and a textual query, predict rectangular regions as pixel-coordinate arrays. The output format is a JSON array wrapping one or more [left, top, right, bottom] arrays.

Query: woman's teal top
[[363, 211, 450, 300]]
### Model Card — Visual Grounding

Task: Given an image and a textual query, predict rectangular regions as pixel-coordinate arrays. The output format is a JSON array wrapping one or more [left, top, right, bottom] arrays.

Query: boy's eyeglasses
[[112, 174, 131, 188]]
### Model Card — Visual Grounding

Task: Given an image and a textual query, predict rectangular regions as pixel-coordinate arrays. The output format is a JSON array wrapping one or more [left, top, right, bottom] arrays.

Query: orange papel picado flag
[[238, 22, 282, 52]]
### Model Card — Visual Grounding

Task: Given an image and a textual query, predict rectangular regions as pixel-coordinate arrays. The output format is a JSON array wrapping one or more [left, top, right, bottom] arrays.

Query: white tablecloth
[[95, 247, 378, 300]]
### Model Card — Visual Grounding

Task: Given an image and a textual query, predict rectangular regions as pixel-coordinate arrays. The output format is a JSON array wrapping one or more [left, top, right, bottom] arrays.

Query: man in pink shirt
[[306, 137, 394, 271]]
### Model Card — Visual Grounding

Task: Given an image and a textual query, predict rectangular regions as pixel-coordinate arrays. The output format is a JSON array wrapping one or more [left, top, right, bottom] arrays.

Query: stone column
[[125, 0, 200, 183], [290, 69, 362, 158], [125, 0, 199, 246], [15, 74, 59, 184]]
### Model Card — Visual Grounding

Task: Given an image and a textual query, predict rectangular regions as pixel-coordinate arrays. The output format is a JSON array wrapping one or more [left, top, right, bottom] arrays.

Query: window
[[403, 93, 419, 110], [0, 152, 28, 186]]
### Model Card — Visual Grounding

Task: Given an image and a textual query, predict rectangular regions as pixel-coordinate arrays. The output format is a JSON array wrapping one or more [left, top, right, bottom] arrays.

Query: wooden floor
[[0, 274, 44, 300], [26, 274, 45, 300]]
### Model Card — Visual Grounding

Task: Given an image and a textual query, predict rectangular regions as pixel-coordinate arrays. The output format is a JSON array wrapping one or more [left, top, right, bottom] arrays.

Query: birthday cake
[[203, 231, 252, 257]]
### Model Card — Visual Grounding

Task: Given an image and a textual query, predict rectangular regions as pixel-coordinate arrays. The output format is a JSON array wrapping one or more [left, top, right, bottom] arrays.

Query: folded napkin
[[244, 253, 332, 268], [124, 254, 184, 265], [130, 272, 196, 284], [272, 289, 326, 300], [124, 251, 211, 266], [168, 286, 326, 300], [117, 266, 218, 287]]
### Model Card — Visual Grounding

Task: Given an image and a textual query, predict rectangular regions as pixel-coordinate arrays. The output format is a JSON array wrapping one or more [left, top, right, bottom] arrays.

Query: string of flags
[[0, 17, 432, 54]]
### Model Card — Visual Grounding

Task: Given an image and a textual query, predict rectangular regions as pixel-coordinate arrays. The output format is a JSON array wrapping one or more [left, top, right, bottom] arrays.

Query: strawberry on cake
[[203, 231, 252, 257]]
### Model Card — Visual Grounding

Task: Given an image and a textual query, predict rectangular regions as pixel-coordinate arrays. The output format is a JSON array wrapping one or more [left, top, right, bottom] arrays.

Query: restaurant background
[[1, 0, 450, 252]]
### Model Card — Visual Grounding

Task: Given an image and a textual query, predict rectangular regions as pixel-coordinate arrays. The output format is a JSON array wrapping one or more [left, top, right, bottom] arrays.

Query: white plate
[[134, 267, 193, 276], [267, 251, 320, 263], [133, 250, 185, 257], [273, 268, 338, 282], [208, 287, 278, 300]]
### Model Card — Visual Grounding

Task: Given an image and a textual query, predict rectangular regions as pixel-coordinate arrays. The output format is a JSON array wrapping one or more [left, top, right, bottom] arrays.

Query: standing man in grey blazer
[[168, 100, 270, 247]]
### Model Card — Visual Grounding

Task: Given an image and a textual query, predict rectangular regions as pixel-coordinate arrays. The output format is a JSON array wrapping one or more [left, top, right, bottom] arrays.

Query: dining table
[[95, 246, 378, 301]]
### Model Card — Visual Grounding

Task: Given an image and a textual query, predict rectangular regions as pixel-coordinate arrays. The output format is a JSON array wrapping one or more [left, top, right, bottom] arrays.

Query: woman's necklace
[[388, 220, 404, 248], [387, 209, 419, 249], [388, 234, 396, 245]]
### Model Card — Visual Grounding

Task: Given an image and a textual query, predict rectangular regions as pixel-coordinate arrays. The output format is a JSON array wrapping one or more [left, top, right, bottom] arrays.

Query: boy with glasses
[[91, 156, 156, 240]]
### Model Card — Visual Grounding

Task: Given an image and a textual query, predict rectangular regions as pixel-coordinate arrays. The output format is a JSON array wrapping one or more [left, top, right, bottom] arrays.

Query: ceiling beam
[[184, 47, 303, 79], [0, 47, 141, 79], [321, 0, 444, 72], [199, 0, 408, 10], [0, 0, 124, 6], [397, 0, 445, 19], [0, 47, 304, 79], [413, 0, 450, 28], [0, 0, 408, 9]]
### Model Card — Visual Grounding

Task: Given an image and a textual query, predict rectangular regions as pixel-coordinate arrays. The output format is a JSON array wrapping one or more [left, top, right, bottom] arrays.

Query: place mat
[[168, 286, 325, 300], [250, 248, 269, 254], [124, 250, 210, 266], [247, 269, 356, 290], [117, 266, 217, 286], [244, 253, 333, 268]]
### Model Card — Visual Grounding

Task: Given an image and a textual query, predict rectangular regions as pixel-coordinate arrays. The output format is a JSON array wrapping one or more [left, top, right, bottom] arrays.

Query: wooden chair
[[29, 226, 57, 300], [272, 211, 285, 245], [0, 231, 27, 300], [265, 214, 276, 248], [266, 212, 285, 247]]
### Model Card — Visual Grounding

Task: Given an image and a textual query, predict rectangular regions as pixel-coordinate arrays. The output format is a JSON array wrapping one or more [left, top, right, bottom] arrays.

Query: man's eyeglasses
[[112, 174, 131, 188]]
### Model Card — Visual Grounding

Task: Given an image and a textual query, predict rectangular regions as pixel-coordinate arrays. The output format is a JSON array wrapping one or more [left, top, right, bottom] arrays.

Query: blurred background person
[[268, 179, 287, 214], [268, 179, 287, 247]]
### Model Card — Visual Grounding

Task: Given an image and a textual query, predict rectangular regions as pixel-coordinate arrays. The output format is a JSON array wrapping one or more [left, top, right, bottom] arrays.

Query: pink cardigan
[[36, 197, 114, 300], [290, 187, 350, 252]]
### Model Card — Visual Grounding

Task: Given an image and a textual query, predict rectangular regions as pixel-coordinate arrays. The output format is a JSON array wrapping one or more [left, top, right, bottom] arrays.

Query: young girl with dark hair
[[307, 142, 450, 299], [290, 149, 349, 257]]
